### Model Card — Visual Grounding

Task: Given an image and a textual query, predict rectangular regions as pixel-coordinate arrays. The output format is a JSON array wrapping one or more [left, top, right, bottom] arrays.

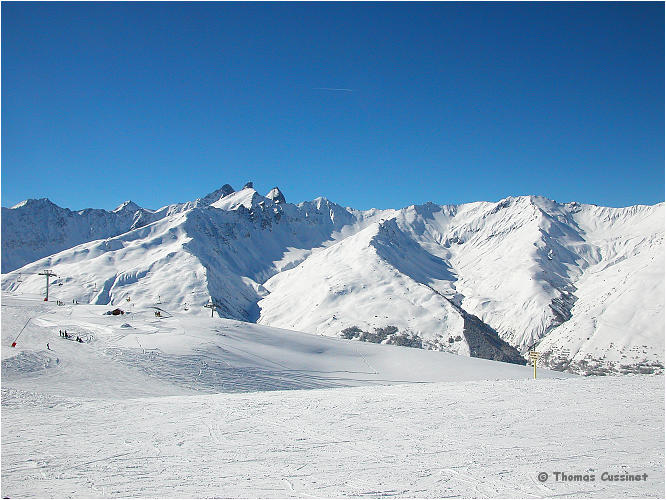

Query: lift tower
[[204, 300, 218, 318], [38, 270, 57, 301]]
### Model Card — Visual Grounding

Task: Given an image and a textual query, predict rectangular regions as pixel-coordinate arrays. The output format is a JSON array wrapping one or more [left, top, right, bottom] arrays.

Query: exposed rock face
[[461, 312, 526, 365], [199, 184, 235, 205]]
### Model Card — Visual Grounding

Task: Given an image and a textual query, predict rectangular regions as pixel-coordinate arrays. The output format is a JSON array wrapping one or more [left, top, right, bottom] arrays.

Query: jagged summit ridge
[[11, 197, 59, 210]]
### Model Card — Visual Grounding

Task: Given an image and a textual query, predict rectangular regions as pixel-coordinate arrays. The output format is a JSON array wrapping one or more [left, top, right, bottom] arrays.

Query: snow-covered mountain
[[0, 184, 236, 273], [2, 184, 663, 374]]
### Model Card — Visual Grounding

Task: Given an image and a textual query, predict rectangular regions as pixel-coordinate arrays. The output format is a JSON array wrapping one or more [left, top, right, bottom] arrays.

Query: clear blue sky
[[2, 1, 664, 211]]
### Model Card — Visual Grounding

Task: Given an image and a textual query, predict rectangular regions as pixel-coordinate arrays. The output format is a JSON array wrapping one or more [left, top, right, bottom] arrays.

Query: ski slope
[[2, 377, 663, 499], [1, 294, 560, 400], [2, 295, 663, 498]]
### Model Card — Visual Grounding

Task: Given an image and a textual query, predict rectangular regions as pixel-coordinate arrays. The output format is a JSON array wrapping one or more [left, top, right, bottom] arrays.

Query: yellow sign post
[[528, 351, 540, 379]]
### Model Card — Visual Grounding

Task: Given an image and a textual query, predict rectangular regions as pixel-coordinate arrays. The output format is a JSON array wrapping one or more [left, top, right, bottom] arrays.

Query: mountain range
[[2, 183, 663, 375]]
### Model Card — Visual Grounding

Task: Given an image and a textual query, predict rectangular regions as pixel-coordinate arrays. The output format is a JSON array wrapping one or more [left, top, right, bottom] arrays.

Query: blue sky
[[2, 1, 664, 211]]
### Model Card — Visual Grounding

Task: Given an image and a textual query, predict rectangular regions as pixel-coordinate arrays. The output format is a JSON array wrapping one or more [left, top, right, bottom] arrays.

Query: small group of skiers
[[59, 329, 84, 343]]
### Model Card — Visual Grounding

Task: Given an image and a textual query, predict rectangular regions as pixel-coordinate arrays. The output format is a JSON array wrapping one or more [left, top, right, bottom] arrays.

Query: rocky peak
[[199, 184, 235, 206], [266, 187, 286, 204], [113, 200, 141, 213]]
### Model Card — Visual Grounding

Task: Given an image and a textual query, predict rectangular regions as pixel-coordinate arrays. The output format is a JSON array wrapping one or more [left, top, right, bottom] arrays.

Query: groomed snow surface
[[2, 295, 663, 498]]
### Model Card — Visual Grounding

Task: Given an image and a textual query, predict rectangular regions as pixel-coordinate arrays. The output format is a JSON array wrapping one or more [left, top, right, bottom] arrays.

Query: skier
[[46, 343, 50, 350]]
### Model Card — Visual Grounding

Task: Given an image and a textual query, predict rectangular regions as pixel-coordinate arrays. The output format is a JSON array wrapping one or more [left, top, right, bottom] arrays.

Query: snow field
[[1, 295, 663, 498], [2, 376, 663, 498], [1, 295, 562, 400]]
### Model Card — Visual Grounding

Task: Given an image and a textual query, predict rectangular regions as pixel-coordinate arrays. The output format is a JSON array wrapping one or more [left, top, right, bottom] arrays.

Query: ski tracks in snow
[[3, 376, 663, 498]]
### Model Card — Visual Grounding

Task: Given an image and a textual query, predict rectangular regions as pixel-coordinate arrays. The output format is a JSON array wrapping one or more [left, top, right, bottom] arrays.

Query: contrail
[[312, 87, 356, 92]]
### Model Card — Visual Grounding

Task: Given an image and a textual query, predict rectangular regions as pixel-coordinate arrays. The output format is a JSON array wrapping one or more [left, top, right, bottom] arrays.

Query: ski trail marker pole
[[529, 351, 540, 379], [12, 318, 31, 347]]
